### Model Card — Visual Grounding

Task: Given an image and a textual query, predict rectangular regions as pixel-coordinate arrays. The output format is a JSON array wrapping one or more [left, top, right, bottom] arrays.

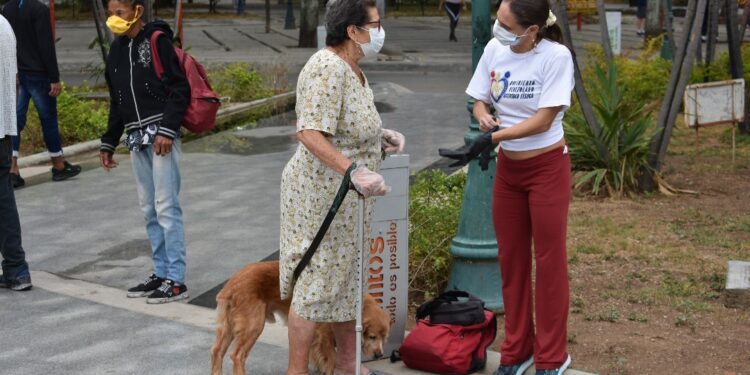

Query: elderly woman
[[278, 1, 405, 374]]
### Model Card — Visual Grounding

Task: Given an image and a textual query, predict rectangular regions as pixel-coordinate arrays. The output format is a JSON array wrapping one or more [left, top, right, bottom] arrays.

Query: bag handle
[[150, 30, 166, 80], [415, 290, 483, 321], [292, 163, 358, 283]]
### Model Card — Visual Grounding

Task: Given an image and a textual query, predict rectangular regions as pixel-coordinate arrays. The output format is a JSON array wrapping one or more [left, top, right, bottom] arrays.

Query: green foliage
[[582, 40, 672, 109], [565, 61, 658, 196], [209, 63, 275, 103], [20, 85, 108, 154], [408, 169, 466, 298]]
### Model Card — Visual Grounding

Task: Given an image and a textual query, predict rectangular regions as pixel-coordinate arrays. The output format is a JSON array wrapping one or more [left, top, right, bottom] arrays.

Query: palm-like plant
[[564, 60, 659, 196]]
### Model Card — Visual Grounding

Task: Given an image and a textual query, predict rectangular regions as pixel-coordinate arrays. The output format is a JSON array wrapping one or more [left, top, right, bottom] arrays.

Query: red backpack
[[150, 31, 220, 133]]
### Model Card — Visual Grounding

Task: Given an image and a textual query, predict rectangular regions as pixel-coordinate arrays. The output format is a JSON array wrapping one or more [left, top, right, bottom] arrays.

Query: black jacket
[[1, 0, 60, 82], [100, 21, 190, 153]]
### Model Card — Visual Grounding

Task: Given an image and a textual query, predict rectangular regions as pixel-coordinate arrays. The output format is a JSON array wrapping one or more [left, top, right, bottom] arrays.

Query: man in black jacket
[[1, 0, 81, 188]]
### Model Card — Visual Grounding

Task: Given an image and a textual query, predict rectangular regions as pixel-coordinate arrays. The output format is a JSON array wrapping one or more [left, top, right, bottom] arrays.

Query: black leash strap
[[292, 163, 358, 283]]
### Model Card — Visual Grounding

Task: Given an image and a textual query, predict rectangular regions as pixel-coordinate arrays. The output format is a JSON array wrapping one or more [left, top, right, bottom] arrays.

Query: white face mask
[[356, 26, 386, 57], [493, 20, 526, 46]]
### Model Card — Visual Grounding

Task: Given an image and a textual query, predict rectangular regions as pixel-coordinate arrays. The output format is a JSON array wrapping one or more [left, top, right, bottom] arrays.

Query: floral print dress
[[279, 49, 383, 322]]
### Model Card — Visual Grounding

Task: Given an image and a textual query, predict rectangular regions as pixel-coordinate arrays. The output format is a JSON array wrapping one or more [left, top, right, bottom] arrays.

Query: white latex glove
[[382, 128, 406, 155], [350, 165, 390, 198]]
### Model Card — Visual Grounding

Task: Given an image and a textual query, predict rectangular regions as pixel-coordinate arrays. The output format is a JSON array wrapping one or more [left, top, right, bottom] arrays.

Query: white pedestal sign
[[606, 11, 622, 55], [367, 154, 409, 356]]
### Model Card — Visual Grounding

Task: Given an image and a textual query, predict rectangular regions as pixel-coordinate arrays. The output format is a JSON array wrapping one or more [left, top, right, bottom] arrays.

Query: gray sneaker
[[494, 356, 534, 375], [0, 273, 33, 291]]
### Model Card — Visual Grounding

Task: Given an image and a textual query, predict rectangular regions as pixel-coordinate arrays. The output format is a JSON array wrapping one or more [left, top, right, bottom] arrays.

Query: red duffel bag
[[398, 309, 497, 374]]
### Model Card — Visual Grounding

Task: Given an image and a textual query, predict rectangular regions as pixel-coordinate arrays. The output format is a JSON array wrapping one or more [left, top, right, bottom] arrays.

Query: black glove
[[439, 126, 499, 169]]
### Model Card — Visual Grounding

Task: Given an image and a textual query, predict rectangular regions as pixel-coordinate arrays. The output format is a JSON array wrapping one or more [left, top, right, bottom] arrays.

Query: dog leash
[[292, 163, 358, 283]]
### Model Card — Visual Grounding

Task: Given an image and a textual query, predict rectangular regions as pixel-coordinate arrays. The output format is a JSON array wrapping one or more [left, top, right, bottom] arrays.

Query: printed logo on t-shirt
[[490, 70, 538, 102], [490, 70, 511, 103], [503, 79, 537, 100]]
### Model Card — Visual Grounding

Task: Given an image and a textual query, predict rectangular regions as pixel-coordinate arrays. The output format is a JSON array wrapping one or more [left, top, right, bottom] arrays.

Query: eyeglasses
[[361, 20, 382, 32]]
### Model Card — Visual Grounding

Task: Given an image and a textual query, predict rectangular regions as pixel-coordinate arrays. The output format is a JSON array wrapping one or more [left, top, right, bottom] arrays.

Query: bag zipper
[[128, 39, 143, 127]]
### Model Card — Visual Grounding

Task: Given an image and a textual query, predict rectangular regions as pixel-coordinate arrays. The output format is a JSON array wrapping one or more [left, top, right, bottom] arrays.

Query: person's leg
[[287, 307, 316, 375], [130, 146, 169, 280], [445, 3, 460, 41], [492, 154, 535, 366], [330, 320, 371, 375], [527, 148, 571, 370], [25, 75, 64, 169], [10, 75, 32, 175], [0, 137, 29, 281], [152, 139, 186, 285]]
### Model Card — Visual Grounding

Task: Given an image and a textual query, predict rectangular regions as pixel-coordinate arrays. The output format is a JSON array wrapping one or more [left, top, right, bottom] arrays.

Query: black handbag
[[415, 290, 486, 326]]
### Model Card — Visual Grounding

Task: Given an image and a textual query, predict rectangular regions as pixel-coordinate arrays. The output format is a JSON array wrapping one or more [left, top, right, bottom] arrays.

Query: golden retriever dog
[[210, 261, 391, 375]]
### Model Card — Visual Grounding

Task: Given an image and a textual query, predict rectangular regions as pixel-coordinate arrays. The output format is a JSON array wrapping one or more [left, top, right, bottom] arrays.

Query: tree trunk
[[597, 0, 613, 61], [740, 0, 750, 40], [646, 0, 662, 38], [91, 0, 112, 65], [266, 0, 271, 33], [298, 0, 319, 48], [652, 0, 708, 172], [704, 0, 721, 67], [143, 0, 154, 23], [554, 0, 610, 165], [662, 0, 676, 57], [725, 0, 749, 133]]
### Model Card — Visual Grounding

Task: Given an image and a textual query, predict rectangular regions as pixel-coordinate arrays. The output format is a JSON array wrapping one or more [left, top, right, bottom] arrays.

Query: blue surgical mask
[[493, 20, 526, 46]]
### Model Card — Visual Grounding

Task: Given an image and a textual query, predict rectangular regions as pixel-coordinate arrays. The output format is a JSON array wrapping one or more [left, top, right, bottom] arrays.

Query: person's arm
[[152, 32, 190, 155], [438, 0, 444, 10], [491, 106, 562, 143], [33, 3, 60, 86], [100, 67, 124, 171], [297, 130, 352, 175]]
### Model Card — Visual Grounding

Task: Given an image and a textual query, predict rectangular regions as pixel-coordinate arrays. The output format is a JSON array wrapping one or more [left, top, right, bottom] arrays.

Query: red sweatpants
[[492, 146, 571, 370]]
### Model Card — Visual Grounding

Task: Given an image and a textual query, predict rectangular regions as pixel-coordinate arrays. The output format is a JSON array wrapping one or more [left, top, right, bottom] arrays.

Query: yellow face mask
[[106, 7, 142, 35]]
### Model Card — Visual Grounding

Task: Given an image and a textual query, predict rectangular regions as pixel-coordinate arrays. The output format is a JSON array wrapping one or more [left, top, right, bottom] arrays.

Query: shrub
[[209, 63, 275, 103], [565, 61, 657, 196], [408, 169, 466, 298]]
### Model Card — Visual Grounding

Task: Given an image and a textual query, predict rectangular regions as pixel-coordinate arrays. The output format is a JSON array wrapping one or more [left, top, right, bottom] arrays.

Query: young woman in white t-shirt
[[456, 0, 575, 373]]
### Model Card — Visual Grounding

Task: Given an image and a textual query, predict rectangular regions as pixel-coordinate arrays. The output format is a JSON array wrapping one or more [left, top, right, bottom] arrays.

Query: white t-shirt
[[465, 38, 575, 152]]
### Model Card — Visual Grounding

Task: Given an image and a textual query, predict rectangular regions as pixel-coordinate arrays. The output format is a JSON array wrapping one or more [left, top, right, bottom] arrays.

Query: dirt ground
[[409, 125, 750, 374]]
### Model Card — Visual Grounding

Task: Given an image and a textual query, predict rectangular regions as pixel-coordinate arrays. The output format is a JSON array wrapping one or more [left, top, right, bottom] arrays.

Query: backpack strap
[[150, 30, 165, 80]]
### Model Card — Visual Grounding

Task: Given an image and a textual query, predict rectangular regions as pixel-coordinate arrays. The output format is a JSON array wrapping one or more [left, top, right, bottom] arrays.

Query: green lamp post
[[445, 0, 504, 313], [660, 0, 674, 60]]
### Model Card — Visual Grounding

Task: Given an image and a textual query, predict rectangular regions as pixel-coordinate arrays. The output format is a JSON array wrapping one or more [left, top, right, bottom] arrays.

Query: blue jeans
[[131, 139, 186, 284], [0, 137, 29, 279], [13, 73, 63, 158]]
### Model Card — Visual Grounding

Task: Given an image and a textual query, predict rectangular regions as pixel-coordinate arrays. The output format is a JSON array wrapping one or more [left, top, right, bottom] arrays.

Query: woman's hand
[[351, 165, 390, 198], [477, 113, 500, 132], [382, 129, 405, 154], [154, 135, 173, 156], [100, 151, 118, 171]]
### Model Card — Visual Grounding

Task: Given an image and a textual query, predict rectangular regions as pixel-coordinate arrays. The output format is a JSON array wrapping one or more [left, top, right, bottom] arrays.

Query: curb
[[16, 91, 296, 169]]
